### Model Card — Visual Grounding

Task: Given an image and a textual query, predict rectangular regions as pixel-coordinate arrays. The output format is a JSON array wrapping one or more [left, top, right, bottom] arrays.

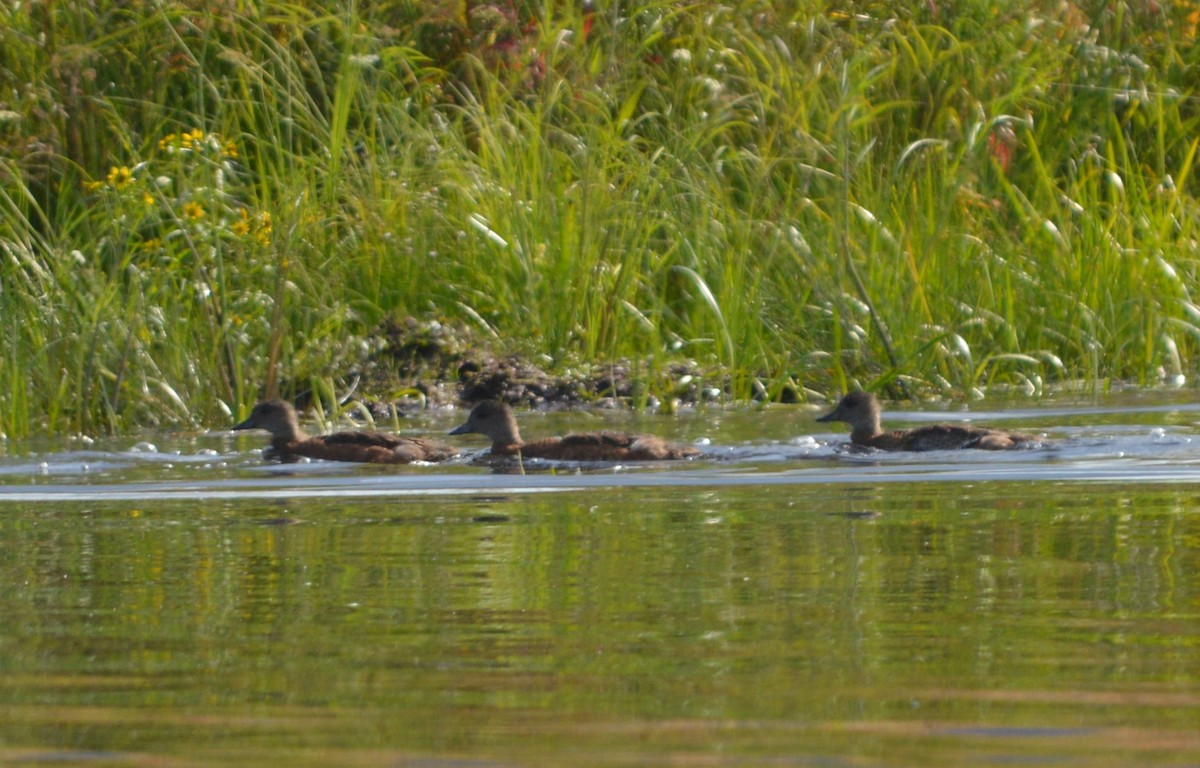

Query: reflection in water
[[0, 481, 1197, 766]]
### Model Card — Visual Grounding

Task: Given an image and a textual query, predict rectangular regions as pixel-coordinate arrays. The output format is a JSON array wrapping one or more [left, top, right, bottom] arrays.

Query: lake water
[[1, 393, 1198, 767]]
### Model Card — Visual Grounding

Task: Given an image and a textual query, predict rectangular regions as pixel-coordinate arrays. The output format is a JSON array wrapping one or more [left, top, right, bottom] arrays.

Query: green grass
[[1, 0, 1199, 435]]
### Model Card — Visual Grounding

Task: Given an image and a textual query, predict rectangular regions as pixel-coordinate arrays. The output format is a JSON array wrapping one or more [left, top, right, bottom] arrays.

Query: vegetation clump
[[1, 1, 1198, 435], [351, 316, 722, 413]]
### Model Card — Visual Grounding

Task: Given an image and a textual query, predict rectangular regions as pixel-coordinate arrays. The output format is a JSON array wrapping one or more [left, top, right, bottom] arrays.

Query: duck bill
[[231, 416, 257, 431], [448, 422, 472, 436], [815, 410, 839, 423]]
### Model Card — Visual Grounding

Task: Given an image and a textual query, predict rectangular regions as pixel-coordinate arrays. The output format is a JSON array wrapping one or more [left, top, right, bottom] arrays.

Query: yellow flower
[[158, 133, 177, 151], [222, 139, 239, 158], [106, 165, 133, 189], [83, 179, 104, 192], [232, 208, 251, 236], [143, 193, 155, 207], [183, 201, 205, 220], [183, 129, 208, 151], [253, 210, 273, 245]]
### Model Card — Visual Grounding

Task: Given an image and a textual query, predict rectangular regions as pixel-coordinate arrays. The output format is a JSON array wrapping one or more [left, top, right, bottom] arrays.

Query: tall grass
[[1, 0, 1198, 435]]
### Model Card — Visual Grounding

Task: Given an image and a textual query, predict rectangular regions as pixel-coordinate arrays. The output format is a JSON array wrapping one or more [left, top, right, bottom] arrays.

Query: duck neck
[[850, 424, 882, 445], [277, 419, 306, 444], [491, 438, 525, 454], [489, 418, 524, 453]]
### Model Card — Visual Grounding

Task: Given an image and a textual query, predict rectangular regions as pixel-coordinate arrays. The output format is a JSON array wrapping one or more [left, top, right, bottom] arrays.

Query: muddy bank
[[331, 316, 805, 416]]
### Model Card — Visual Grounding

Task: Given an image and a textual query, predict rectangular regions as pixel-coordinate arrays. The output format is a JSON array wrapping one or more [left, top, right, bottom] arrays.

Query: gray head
[[449, 400, 522, 445], [232, 399, 304, 441], [816, 391, 882, 434]]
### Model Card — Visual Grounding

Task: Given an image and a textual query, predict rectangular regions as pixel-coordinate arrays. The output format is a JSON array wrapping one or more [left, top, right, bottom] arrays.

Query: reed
[[1, 1, 1197, 435]]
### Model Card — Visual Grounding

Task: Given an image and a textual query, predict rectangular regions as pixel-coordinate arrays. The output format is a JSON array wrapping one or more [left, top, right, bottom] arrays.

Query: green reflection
[[0, 482, 1197, 766]]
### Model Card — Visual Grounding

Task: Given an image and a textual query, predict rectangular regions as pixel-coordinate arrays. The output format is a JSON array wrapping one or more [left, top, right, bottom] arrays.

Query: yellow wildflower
[[183, 201, 205, 220], [107, 165, 134, 189], [83, 179, 104, 192], [222, 139, 239, 158], [158, 133, 177, 151], [254, 211, 273, 245], [232, 208, 251, 236], [184, 129, 206, 151]]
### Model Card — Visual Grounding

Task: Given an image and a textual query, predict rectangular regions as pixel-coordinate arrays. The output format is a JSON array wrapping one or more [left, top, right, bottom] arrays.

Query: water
[[1, 394, 1198, 767]]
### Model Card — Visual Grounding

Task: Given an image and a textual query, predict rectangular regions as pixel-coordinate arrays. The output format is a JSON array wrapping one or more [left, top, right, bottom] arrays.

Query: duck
[[816, 391, 1039, 451], [232, 399, 459, 464], [449, 400, 700, 461]]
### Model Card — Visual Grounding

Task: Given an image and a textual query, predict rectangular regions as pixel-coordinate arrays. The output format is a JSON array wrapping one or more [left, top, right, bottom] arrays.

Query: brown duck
[[816, 391, 1039, 451], [449, 400, 700, 461], [233, 399, 459, 464]]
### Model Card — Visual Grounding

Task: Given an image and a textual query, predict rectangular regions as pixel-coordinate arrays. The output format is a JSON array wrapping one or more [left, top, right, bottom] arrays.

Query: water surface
[[1, 394, 1198, 766]]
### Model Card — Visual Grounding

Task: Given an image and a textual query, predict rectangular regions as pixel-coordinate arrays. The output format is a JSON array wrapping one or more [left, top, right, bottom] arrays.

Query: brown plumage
[[816, 391, 1040, 451], [449, 400, 700, 461], [232, 399, 459, 464]]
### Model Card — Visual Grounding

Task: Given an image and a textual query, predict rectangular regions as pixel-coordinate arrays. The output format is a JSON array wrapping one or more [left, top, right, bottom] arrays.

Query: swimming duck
[[233, 399, 459, 464], [449, 400, 700, 461], [816, 391, 1038, 451]]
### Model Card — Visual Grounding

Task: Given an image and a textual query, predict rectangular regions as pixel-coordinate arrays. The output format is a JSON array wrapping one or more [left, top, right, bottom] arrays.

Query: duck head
[[816, 391, 883, 437], [449, 401, 523, 446], [233, 399, 304, 442]]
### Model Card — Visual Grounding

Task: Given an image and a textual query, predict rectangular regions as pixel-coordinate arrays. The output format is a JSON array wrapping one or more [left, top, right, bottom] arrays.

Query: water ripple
[[3, 453, 1200, 502], [1, 408, 1197, 501]]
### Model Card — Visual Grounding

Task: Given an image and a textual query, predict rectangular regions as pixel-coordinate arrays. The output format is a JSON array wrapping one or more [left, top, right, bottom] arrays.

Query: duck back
[[278, 432, 458, 464], [864, 425, 1036, 452], [499, 431, 699, 462]]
